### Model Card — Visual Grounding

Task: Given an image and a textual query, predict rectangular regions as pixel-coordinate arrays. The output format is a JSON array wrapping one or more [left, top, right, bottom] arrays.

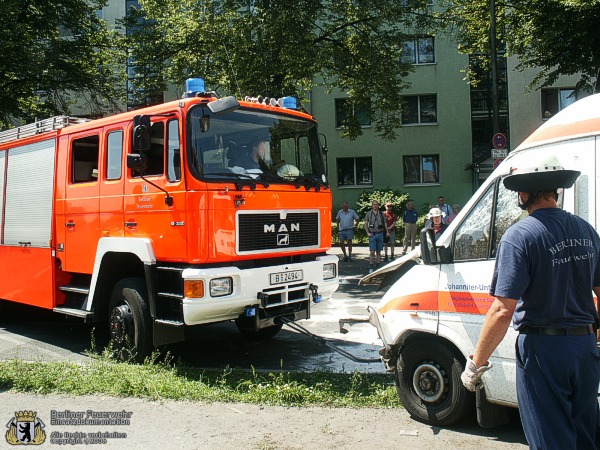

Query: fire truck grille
[[237, 212, 319, 253]]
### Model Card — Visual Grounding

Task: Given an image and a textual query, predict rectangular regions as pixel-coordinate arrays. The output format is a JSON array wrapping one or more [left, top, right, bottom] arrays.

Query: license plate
[[270, 270, 303, 285]]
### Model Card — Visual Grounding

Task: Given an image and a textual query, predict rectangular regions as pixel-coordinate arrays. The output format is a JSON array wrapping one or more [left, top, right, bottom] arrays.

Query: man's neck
[[528, 198, 559, 214]]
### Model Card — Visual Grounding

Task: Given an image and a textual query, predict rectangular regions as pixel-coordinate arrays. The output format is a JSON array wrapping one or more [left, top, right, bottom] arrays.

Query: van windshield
[[187, 105, 327, 187]]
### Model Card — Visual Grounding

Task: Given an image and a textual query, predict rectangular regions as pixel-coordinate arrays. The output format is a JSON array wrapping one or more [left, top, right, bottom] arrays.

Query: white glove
[[461, 355, 492, 392]]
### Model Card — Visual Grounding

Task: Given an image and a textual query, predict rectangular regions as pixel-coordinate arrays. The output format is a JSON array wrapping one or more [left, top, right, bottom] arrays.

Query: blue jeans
[[368, 232, 384, 251]]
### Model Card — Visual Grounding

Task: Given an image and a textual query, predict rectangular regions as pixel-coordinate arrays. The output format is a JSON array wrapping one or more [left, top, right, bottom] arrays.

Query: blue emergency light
[[185, 78, 206, 97], [280, 96, 297, 109]]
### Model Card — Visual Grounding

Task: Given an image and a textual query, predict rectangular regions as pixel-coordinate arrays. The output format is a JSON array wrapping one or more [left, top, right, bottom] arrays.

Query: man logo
[[5, 411, 46, 445], [277, 234, 290, 246], [264, 223, 300, 233]]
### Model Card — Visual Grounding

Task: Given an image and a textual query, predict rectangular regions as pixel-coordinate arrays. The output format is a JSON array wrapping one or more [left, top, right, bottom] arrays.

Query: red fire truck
[[0, 78, 339, 361]]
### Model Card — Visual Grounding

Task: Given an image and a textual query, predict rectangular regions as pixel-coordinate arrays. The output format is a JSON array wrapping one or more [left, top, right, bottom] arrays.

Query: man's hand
[[461, 356, 492, 391]]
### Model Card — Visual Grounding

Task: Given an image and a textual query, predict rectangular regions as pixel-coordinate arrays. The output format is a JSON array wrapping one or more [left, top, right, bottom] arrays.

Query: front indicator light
[[185, 280, 204, 298], [210, 277, 233, 297], [323, 263, 337, 280]]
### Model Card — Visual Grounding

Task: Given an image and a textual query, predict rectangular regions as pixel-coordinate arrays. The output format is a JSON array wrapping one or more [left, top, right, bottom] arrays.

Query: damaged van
[[362, 93, 600, 427]]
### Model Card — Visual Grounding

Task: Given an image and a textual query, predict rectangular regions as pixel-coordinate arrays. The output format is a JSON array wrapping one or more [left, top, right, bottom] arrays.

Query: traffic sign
[[493, 158, 504, 169], [493, 133, 507, 149], [491, 148, 507, 159]]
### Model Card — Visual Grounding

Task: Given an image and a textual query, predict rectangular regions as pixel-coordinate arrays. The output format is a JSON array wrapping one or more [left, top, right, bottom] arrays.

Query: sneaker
[[368, 268, 374, 274], [343, 256, 349, 262], [348, 255, 352, 262], [383, 256, 388, 262], [391, 255, 395, 261]]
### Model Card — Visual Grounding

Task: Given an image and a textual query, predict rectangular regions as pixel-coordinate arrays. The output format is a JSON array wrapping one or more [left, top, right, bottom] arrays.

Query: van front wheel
[[396, 340, 473, 426]]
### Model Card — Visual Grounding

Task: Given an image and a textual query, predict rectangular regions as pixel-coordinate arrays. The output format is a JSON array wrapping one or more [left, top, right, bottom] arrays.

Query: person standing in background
[[365, 200, 389, 273], [447, 204, 460, 224], [436, 196, 452, 224], [384, 202, 398, 261], [336, 201, 360, 262], [402, 201, 418, 255]]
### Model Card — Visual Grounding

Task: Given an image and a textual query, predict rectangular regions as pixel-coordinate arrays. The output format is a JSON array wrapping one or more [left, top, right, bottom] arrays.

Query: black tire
[[235, 321, 283, 341], [108, 277, 152, 363], [396, 339, 473, 426]]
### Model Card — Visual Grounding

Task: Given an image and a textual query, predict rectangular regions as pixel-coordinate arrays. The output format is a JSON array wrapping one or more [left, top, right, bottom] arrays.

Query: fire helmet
[[426, 207, 445, 219], [503, 155, 580, 192]]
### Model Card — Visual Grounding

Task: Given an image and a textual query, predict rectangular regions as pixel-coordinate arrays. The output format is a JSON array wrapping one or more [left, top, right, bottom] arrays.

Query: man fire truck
[[0, 78, 339, 362]]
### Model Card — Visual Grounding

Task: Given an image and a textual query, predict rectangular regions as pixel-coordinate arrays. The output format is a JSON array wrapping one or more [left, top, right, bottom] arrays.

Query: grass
[[0, 349, 401, 409]]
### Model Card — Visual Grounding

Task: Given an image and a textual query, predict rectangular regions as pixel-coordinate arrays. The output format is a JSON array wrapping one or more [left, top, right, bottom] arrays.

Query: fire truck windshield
[[187, 105, 327, 186]]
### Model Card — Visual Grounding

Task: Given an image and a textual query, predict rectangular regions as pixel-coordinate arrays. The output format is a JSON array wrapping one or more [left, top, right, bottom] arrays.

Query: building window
[[335, 99, 371, 128], [403, 155, 439, 184], [401, 95, 437, 125], [401, 37, 435, 64], [541, 88, 578, 120], [337, 157, 372, 187]]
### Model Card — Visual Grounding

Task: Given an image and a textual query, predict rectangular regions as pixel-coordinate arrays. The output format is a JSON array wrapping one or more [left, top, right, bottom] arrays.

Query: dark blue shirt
[[403, 209, 418, 224], [490, 208, 600, 330]]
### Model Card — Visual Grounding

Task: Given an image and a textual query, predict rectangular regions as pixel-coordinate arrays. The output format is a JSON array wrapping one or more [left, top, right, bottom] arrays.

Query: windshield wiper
[[295, 174, 328, 191], [204, 171, 269, 189], [258, 171, 302, 189]]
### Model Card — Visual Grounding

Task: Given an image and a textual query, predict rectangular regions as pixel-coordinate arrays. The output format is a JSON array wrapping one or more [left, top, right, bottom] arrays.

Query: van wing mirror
[[133, 115, 151, 152], [207, 96, 240, 115], [420, 228, 439, 265]]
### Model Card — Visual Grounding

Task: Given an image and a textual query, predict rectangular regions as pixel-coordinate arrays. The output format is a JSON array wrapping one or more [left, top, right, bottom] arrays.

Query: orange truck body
[[0, 90, 338, 356]]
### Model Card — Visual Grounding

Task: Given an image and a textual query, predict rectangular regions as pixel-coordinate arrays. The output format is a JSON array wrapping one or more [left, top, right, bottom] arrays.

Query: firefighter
[[461, 156, 600, 449]]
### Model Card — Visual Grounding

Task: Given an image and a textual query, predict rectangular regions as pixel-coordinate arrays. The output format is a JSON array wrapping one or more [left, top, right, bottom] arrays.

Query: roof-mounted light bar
[[244, 95, 298, 110]]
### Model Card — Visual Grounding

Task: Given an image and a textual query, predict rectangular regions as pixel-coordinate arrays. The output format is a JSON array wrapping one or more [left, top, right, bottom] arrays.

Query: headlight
[[323, 263, 337, 280], [210, 277, 233, 297]]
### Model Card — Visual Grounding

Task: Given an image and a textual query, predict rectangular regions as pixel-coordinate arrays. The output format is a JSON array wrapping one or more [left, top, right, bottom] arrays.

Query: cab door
[[99, 128, 126, 238], [124, 117, 187, 261], [61, 133, 101, 274]]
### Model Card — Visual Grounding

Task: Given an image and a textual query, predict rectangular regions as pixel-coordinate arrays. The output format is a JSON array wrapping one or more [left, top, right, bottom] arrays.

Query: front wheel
[[396, 339, 473, 426], [109, 277, 152, 363]]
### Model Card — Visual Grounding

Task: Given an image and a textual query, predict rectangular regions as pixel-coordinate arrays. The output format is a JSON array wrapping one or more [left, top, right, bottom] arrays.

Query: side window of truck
[[453, 183, 494, 261], [145, 122, 165, 176], [72, 135, 99, 184], [167, 119, 180, 182], [106, 130, 123, 180]]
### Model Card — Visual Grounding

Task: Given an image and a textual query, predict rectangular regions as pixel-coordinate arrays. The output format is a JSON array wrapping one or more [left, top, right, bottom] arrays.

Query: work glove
[[461, 355, 492, 392]]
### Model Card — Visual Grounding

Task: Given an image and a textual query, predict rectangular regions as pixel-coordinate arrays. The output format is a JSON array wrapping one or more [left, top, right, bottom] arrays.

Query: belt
[[370, 230, 383, 234], [520, 325, 595, 336]]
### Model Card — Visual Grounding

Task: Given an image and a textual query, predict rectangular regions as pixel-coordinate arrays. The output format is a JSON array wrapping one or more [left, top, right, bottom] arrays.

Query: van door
[[440, 177, 524, 405], [124, 117, 186, 261]]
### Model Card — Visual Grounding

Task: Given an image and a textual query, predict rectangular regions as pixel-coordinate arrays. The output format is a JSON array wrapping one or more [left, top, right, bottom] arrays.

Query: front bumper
[[181, 254, 339, 326]]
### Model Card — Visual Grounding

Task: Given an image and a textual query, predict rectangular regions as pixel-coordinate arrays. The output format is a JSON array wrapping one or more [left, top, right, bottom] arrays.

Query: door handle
[[66, 221, 75, 228], [125, 221, 138, 227]]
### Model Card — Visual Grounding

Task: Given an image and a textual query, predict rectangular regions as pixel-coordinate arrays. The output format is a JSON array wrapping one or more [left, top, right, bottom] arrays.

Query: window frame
[[336, 156, 373, 187], [403, 154, 440, 185], [401, 94, 438, 125], [334, 99, 371, 128], [401, 36, 435, 65]]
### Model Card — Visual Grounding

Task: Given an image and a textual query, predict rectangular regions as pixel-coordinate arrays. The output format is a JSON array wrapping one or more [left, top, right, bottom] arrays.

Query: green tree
[[0, 0, 126, 128], [444, 0, 600, 91], [127, 0, 440, 141]]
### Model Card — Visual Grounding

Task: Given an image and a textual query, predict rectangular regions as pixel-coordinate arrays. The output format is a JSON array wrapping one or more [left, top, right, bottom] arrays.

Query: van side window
[[491, 180, 527, 257], [106, 130, 123, 180], [72, 135, 99, 183], [167, 120, 180, 182], [453, 183, 494, 261]]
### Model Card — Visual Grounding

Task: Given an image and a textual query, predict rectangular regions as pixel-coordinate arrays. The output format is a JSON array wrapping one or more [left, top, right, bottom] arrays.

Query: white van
[[363, 93, 600, 428]]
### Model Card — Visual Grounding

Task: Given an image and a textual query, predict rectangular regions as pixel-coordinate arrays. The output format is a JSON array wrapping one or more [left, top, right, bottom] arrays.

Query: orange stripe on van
[[379, 291, 495, 315], [520, 117, 600, 148]]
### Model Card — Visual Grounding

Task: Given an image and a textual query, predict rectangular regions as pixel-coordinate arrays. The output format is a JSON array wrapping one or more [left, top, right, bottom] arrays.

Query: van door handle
[[66, 221, 75, 228], [125, 221, 138, 227]]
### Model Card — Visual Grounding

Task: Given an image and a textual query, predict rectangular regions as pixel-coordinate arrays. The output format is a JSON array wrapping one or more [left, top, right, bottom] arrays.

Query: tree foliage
[[443, 0, 600, 91], [0, 0, 126, 128], [128, 0, 441, 141]]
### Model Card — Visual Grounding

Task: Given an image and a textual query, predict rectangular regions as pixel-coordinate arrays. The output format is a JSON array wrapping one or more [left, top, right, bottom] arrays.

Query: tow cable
[[279, 316, 381, 364]]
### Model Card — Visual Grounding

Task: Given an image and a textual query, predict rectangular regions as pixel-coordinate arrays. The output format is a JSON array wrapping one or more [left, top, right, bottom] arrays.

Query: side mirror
[[207, 96, 240, 115], [133, 115, 151, 152], [318, 133, 328, 154], [420, 228, 439, 265], [127, 153, 147, 171]]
